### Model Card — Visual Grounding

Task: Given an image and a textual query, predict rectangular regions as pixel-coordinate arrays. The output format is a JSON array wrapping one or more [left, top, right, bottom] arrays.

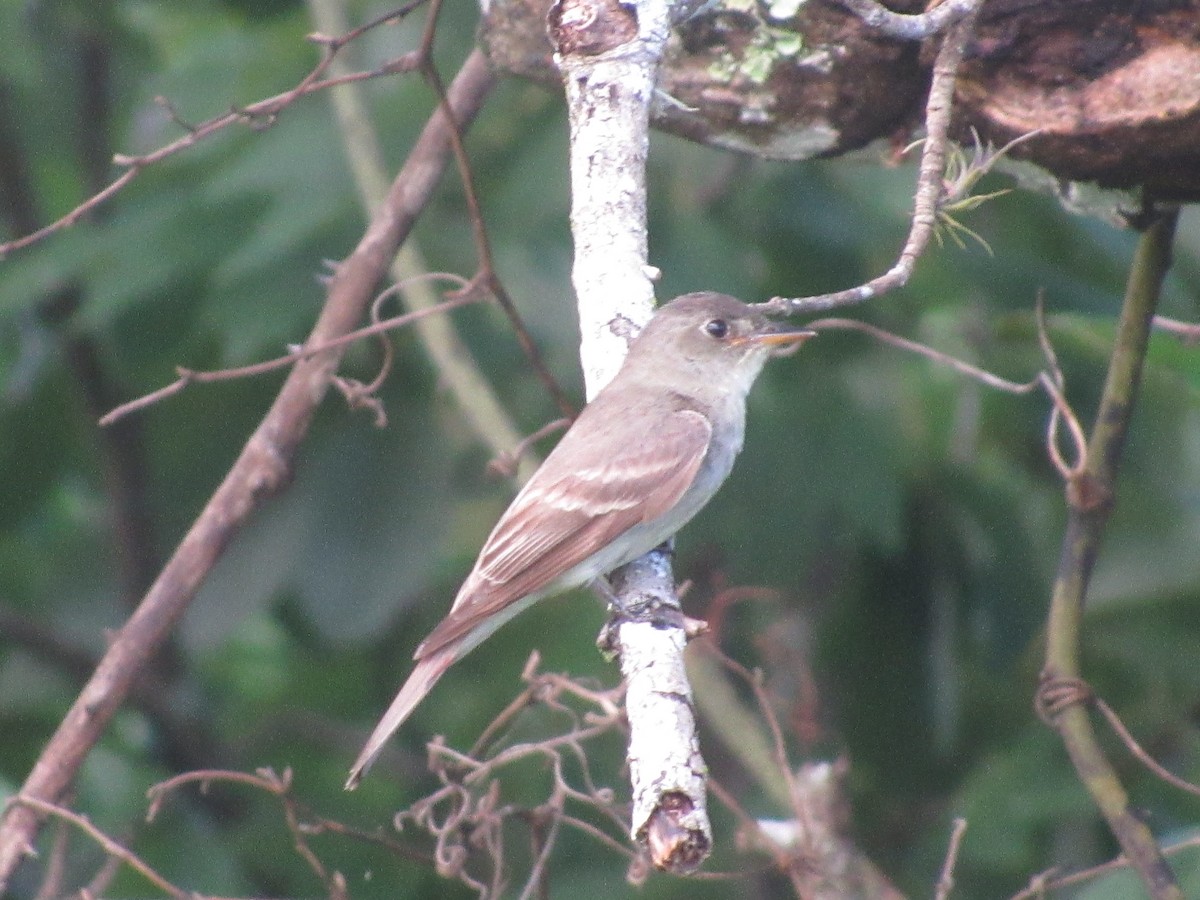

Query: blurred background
[[2, 0, 1200, 896]]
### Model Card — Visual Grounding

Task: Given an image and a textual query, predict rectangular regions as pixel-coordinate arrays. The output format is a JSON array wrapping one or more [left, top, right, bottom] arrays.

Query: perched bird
[[346, 292, 814, 788]]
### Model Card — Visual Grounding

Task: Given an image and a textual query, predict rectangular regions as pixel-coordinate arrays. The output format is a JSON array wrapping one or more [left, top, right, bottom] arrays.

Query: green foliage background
[[3, 0, 1200, 896]]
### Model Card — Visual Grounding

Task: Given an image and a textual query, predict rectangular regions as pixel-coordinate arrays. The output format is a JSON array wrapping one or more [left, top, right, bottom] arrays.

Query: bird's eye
[[704, 318, 729, 339]]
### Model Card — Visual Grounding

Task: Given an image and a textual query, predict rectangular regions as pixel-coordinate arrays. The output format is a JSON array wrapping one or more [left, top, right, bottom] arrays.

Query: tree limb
[[1039, 205, 1183, 900], [0, 48, 498, 891]]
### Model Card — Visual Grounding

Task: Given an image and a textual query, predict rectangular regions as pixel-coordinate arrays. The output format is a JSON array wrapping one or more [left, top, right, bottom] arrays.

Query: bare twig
[[1012, 834, 1200, 900], [149, 765, 430, 873], [807, 317, 1041, 394], [0, 2, 430, 258], [329, 278, 420, 415], [419, 45, 574, 420], [688, 640, 792, 810], [807, 311, 1099, 488], [1152, 315, 1200, 342], [0, 167, 140, 257], [309, 0, 547, 483], [394, 661, 778, 890], [99, 287, 479, 425], [151, 768, 347, 896], [82, 852, 126, 900], [696, 642, 901, 896], [1094, 698, 1200, 800], [0, 49, 498, 892], [6, 796, 189, 899], [934, 818, 969, 900], [837, 0, 979, 40], [386, 663, 635, 895], [487, 418, 572, 479], [1039, 371, 1087, 480], [769, 0, 982, 315], [555, 811, 637, 861], [127, 766, 432, 895], [31, 817, 70, 900]]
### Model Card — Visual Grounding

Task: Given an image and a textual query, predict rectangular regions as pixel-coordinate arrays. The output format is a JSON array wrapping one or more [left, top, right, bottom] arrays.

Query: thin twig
[[419, 44, 574, 419], [146, 767, 291, 821], [769, 0, 982, 315], [807, 317, 1040, 394], [329, 273, 474, 425], [487, 418, 572, 479], [934, 818, 969, 900], [99, 289, 480, 425], [0, 1, 431, 258], [555, 812, 638, 860], [0, 168, 139, 258], [8, 797, 189, 899], [310, 0, 432, 51], [1011, 834, 1200, 900], [0, 49, 499, 891], [82, 849, 125, 899], [747, 667, 801, 812], [149, 766, 430, 882], [1152, 315, 1200, 342], [32, 817, 70, 900], [379, 659, 644, 892], [310, 0, 544, 483], [518, 803, 562, 900], [1094, 698, 1200, 800], [809, 312, 1098, 486]]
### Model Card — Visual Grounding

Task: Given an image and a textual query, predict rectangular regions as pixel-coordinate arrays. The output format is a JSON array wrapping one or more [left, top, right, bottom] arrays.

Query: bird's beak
[[751, 326, 817, 346], [743, 324, 817, 356]]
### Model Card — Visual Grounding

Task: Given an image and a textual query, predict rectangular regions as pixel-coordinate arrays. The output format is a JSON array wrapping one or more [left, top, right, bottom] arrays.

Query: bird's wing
[[415, 407, 712, 659]]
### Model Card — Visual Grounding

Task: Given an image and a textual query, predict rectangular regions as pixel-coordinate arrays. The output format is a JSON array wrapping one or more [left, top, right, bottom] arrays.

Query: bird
[[345, 292, 814, 788]]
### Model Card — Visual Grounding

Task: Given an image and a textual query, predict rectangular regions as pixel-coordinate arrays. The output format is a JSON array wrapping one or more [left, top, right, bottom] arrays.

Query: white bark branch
[[549, 0, 712, 872], [553, 1, 666, 393]]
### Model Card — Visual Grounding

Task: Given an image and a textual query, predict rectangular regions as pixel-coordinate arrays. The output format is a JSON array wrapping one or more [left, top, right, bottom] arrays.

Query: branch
[[686, 643, 792, 810], [697, 641, 902, 897], [0, 1, 430, 258], [0, 48, 498, 892], [390, 660, 636, 893], [150, 768, 345, 896], [97, 285, 479, 426], [1093, 697, 1200, 801], [5, 797, 189, 899], [806, 317, 1040, 395], [308, 0, 559, 483], [805, 314, 1095, 482], [1039, 206, 1183, 900], [549, 0, 712, 873], [1012, 834, 1200, 900], [836, 0, 978, 41], [0, 607, 232, 777], [769, 0, 983, 315], [1152, 315, 1200, 342], [418, 48, 575, 420], [934, 818, 969, 900]]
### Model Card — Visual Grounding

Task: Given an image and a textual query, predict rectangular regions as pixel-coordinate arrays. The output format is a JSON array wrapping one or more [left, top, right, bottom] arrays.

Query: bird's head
[[625, 292, 815, 393]]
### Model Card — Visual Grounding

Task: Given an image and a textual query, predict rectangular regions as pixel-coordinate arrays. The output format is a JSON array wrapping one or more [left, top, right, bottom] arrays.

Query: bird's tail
[[344, 647, 456, 790]]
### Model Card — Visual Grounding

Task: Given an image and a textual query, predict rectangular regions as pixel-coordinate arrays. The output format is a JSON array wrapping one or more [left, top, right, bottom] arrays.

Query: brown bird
[[346, 292, 814, 788]]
